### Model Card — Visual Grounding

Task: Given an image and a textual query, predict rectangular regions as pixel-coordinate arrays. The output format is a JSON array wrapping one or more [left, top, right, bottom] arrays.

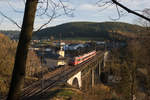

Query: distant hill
[[0, 22, 144, 41], [33, 22, 143, 41], [0, 30, 20, 40]]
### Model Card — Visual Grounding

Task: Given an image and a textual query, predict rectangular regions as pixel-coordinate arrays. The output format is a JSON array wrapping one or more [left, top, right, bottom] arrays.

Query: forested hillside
[[104, 38, 150, 100], [0, 33, 41, 97], [0, 22, 144, 41], [0, 33, 17, 96], [33, 22, 143, 40]]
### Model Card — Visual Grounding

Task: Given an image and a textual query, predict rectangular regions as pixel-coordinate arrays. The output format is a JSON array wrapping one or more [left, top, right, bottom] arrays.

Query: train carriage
[[69, 50, 96, 66]]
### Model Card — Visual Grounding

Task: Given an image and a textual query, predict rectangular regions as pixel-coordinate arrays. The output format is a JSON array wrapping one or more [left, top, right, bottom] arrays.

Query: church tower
[[57, 37, 66, 66]]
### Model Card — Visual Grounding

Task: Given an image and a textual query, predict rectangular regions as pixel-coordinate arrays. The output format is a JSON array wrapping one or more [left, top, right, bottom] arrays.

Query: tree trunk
[[7, 0, 38, 100]]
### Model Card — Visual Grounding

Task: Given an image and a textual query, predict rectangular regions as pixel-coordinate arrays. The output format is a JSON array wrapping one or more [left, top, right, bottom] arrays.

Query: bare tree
[[6, 0, 38, 100], [0, 0, 73, 31], [97, 0, 150, 22], [1, 0, 73, 100], [136, 8, 150, 33]]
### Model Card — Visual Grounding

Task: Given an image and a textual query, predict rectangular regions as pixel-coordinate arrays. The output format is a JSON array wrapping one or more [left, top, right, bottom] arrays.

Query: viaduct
[[66, 51, 109, 90]]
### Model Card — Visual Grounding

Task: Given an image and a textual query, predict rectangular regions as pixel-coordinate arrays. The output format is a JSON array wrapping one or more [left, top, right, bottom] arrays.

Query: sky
[[0, 0, 149, 30]]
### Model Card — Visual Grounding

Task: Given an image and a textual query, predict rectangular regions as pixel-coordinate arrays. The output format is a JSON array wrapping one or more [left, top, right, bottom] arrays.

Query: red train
[[69, 50, 96, 66]]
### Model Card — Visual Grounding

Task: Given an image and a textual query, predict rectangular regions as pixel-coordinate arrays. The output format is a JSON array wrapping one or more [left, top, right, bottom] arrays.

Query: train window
[[77, 59, 81, 61]]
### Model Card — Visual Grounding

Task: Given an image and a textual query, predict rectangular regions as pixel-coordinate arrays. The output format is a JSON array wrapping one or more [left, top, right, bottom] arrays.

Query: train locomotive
[[69, 50, 96, 66]]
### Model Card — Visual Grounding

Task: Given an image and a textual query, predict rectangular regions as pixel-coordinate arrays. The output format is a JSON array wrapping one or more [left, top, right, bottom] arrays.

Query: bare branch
[[96, 0, 112, 7], [0, 11, 21, 29], [36, 0, 49, 16], [35, 11, 56, 32], [8, 1, 24, 13], [37, 0, 49, 16], [0, 0, 74, 32], [97, 2, 114, 12], [112, 0, 150, 22], [34, 0, 74, 31], [109, 5, 121, 21], [58, 0, 74, 17]]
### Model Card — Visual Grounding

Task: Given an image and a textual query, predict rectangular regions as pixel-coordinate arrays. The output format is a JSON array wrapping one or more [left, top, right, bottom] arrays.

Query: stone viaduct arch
[[67, 71, 82, 88]]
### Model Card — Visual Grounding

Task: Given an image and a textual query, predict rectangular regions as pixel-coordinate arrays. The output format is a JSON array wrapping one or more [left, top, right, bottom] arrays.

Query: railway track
[[22, 51, 103, 99], [22, 65, 79, 99]]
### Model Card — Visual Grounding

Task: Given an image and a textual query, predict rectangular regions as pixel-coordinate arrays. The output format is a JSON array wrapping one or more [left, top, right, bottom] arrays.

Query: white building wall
[[58, 50, 65, 57], [57, 60, 66, 66]]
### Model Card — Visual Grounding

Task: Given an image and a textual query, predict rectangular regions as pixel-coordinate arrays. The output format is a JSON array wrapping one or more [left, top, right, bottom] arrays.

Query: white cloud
[[79, 4, 100, 11]]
